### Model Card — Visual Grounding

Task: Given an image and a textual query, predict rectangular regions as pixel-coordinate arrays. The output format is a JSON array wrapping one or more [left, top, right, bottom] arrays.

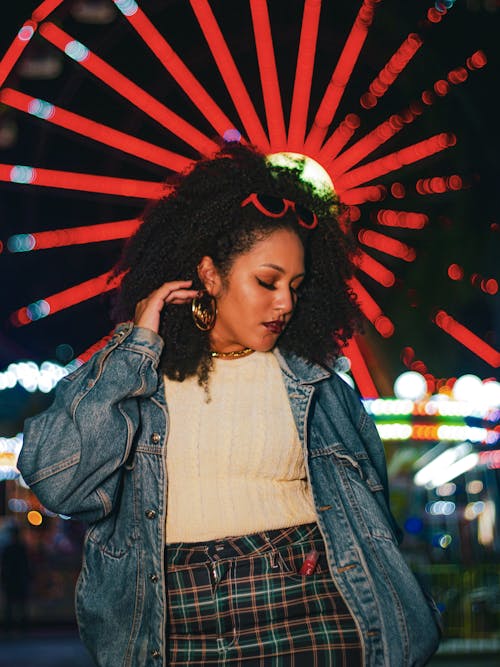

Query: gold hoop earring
[[191, 291, 217, 331]]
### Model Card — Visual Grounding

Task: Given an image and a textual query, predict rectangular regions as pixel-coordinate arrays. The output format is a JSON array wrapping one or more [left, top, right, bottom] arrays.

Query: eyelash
[[257, 278, 276, 291], [257, 278, 301, 294]]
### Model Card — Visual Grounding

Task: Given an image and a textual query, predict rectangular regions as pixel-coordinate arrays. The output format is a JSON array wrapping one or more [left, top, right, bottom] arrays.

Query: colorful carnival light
[[38, 21, 218, 156], [112, 0, 237, 141], [190, 0, 270, 150], [434, 311, 500, 368], [10, 271, 124, 327], [0, 0, 494, 401], [0, 163, 164, 198], [287, 0, 322, 149], [0, 89, 192, 171], [7, 219, 141, 252], [305, 0, 382, 153]]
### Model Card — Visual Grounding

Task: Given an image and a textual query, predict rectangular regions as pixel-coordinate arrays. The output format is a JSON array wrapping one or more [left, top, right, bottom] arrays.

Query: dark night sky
[[0, 1, 498, 410]]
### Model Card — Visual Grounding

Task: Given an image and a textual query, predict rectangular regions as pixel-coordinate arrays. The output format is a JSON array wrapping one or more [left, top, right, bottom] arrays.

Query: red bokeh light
[[483, 279, 499, 295], [434, 79, 449, 96], [427, 8, 444, 23], [401, 346, 415, 367], [447, 67, 468, 85], [447, 264, 464, 280], [467, 50, 487, 70], [374, 316, 394, 338], [390, 182, 405, 199], [421, 90, 434, 106], [360, 92, 377, 109]]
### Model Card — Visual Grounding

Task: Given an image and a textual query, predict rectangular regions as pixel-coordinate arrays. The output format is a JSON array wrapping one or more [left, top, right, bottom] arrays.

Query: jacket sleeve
[[17, 323, 164, 523]]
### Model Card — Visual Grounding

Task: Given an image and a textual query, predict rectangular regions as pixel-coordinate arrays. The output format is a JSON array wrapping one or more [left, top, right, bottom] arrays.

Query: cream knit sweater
[[163, 351, 317, 543]]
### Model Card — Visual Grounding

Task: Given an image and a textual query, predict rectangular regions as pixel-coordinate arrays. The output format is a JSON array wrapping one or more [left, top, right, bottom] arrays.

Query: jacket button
[[145, 509, 157, 520], [151, 649, 161, 659], [149, 574, 159, 583], [151, 432, 161, 444]]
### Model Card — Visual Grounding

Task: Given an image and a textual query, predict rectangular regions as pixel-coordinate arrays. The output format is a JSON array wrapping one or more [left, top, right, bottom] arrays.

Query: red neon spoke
[[358, 229, 416, 262], [9, 219, 141, 252], [434, 311, 500, 368], [317, 113, 361, 164], [32, 0, 65, 22], [113, 2, 237, 139], [341, 336, 379, 398], [340, 184, 386, 205], [305, 0, 381, 153], [190, 0, 270, 150], [349, 277, 395, 337], [376, 209, 428, 229], [331, 56, 480, 176], [288, 0, 322, 149], [359, 33, 423, 109], [354, 250, 396, 288], [10, 271, 125, 328], [334, 132, 456, 192], [0, 163, 164, 199], [0, 89, 192, 172], [39, 22, 218, 157], [250, 0, 287, 150], [326, 115, 403, 176], [416, 174, 467, 195], [77, 331, 115, 364], [0, 21, 37, 88]]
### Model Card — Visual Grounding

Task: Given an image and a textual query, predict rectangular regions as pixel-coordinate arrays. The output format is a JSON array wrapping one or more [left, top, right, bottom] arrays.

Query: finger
[[164, 289, 199, 304], [156, 280, 193, 298]]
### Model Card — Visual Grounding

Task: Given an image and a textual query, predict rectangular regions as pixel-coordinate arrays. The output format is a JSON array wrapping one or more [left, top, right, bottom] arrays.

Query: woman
[[18, 144, 441, 666]]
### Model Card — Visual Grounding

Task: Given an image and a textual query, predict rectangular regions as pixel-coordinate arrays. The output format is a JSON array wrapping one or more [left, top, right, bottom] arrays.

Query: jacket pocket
[[76, 538, 144, 666], [311, 443, 398, 544], [85, 496, 137, 558]]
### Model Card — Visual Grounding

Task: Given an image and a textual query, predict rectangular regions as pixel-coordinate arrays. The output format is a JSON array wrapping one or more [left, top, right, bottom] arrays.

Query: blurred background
[[0, 0, 498, 664]]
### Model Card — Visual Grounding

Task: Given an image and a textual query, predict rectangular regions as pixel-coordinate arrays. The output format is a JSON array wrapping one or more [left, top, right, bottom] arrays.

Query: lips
[[263, 320, 285, 334]]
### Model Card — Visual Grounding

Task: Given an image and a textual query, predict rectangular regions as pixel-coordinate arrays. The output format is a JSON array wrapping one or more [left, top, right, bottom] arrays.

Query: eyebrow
[[259, 263, 305, 279]]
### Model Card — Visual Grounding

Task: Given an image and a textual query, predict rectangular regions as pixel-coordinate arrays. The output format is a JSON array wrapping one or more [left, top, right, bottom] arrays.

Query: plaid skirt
[[165, 522, 363, 665]]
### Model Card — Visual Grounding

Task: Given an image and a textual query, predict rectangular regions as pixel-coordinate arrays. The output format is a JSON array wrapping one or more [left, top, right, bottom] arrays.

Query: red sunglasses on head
[[241, 193, 318, 230]]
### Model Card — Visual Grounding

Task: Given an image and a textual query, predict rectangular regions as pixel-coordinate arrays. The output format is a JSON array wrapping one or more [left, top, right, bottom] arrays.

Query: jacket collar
[[273, 347, 331, 386]]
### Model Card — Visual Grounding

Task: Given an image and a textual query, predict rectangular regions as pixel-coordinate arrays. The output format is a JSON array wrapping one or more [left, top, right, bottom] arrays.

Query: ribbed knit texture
[[164, 352, 317, 543]]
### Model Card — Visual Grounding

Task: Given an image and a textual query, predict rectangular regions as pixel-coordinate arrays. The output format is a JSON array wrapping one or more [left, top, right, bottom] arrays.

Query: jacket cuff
[[113, 322, 164, 356]]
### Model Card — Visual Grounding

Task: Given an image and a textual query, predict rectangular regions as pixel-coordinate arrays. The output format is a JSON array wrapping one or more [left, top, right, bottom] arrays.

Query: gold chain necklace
[[211, 347, 255, 360]]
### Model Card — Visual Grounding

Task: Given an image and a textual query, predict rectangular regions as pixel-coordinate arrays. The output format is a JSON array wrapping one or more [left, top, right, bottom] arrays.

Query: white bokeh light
[[452, 374, 483, 403], [393, 371, 427, 401]]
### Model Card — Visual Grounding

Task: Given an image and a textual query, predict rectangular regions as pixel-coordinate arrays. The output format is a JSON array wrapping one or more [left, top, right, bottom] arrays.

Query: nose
[[274, 287, 295, 316]]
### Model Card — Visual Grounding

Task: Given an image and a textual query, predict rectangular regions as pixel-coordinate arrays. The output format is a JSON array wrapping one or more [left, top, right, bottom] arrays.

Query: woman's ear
[[197, 256, 223, 297]]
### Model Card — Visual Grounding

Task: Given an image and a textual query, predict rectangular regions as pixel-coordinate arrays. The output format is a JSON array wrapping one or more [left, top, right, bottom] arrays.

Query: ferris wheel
[[0, 0, 498, 397]]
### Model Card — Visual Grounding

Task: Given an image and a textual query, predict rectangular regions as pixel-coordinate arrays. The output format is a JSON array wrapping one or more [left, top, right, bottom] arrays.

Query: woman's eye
[[257, 278, 276, 290]]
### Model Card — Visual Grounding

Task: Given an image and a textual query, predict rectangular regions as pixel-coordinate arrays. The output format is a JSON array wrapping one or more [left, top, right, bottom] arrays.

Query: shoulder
[[275, 347, 365, 418]]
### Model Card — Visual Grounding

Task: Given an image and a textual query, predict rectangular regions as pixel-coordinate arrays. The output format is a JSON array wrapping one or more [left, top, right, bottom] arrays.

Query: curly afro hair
[[112, 143, 362, 387]]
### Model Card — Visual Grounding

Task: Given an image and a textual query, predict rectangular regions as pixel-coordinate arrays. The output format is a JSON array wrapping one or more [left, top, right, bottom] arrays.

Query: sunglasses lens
[[257, 194, 286, 215], [295, 203, 317, 228]]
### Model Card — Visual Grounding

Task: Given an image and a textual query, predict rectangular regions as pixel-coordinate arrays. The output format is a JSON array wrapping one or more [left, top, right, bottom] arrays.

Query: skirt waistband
[[165, 522, 321, 565]]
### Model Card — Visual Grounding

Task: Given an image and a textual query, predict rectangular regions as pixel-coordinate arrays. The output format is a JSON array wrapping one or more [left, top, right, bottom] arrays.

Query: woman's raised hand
[[134, 280, 199, 334]]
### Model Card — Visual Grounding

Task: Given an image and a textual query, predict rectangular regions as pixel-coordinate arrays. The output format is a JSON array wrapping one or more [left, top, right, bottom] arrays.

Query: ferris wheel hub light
[[394, 371, 427, 401], [266, 152, 335, 195]]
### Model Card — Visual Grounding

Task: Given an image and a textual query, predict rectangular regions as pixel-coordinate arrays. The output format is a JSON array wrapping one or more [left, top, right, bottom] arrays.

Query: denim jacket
[[19, 323, 441, 666]]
